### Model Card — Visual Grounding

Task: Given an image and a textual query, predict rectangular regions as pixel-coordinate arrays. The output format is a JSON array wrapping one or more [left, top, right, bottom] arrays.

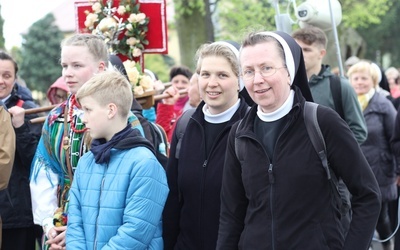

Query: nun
[[216, 31, 381, 250]]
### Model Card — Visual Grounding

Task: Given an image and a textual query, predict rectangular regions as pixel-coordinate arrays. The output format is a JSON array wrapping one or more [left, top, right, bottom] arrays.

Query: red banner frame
[[74, 0, 168, 55]]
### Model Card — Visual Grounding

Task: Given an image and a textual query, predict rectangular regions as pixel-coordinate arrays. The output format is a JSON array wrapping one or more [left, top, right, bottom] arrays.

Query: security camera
[[295, 0, 342, 31]]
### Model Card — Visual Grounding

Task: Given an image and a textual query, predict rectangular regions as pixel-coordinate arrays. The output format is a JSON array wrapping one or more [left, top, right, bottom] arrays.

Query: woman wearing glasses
[[216, 31, 381, 249]]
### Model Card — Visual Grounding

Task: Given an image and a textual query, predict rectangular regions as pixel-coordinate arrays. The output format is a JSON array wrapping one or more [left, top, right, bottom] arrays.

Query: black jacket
[[163, 97, 249, 250], [217, 88, 381, 250], [0, 84, 42, 228]]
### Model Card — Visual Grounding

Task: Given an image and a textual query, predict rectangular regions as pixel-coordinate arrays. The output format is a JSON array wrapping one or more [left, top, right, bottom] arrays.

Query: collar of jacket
[[192, 95, 250, 127], [309, 64, 334, 85], [237, 87, 305, 136]]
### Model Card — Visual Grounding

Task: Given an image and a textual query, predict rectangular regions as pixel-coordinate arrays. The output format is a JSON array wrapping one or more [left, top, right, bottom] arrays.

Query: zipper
[[269, 163, 275, 249], [94, 164, 107, 250]]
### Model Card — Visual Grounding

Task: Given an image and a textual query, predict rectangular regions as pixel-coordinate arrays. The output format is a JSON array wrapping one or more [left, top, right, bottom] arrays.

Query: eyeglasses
[[242, 66, 287, 82]]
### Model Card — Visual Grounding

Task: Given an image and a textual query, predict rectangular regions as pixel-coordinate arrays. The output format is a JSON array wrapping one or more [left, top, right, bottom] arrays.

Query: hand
[[154, 80, 165, 94], [46, 226, 67, 250], [7, 106, 25, 128], [396, 175, 400, 186], [162, 86, 180, 105]]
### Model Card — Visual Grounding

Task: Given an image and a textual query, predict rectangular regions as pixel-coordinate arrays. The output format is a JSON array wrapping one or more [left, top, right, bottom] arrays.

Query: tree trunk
[[175, 0, 213, 69]]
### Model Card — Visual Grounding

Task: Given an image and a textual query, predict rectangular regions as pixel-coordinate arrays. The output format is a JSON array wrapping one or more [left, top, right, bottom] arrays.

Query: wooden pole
[[25, 104, 57, 115], [29, 89, 188, 124]]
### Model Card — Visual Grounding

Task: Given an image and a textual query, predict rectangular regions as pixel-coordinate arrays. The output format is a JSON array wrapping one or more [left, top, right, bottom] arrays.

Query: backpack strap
[[329, 75, 344, 119], [152, 122, 169, 157], [303, 102, 343, 212], [234, 106, 251, 161], [174, 108, 196, 159]]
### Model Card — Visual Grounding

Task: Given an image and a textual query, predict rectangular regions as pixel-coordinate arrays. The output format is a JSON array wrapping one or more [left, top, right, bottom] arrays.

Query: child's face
[[80, 96, 112, 141], [61, 46, 105, 95]]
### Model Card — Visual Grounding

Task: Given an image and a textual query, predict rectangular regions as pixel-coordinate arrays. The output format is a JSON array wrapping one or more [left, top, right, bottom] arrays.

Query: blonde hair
[[76, 71, 133, 118], [61, 34, 109, 68], [347, 61, 380, 87], [195, 43, 240, 77], [385, 67, 400, 78]]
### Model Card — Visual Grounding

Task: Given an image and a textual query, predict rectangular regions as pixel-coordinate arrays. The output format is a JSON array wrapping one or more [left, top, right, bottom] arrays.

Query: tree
[[0, 5, 5, 50], [356, 0, 400, 67], [173, 0, 213, 69], [172, 0, 393, 70], [19, 13, 63, 93]]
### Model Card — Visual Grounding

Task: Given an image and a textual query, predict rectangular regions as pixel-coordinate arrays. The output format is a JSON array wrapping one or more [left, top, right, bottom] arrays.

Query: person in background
[[292, 26, 367, 144], [390, 107, 400, 250], [348, 61, 398, 250], [385, 67, 400, 98], [162, 41, 249, 250], [29, 34, 143, 250], [0, 50, 42, 250], [345, 55, 361, 75], [143, 68, 165, 122], [66, 70, 168, 249], [217, 31, 381, 249], [156, 66, 193, 141], [46, 76, 69, 105]]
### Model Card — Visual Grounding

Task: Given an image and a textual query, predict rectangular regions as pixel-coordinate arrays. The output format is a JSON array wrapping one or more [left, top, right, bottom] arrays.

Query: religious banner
[[74, 0, 168, 58], [74, 0, 167, 103]]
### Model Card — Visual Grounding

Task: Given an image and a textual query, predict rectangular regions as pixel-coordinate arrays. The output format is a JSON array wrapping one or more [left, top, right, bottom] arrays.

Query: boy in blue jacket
[[66, 70, 169, 249]]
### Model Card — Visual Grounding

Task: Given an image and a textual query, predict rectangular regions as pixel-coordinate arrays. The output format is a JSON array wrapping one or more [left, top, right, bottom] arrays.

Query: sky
[[0, 0, 65, 50]]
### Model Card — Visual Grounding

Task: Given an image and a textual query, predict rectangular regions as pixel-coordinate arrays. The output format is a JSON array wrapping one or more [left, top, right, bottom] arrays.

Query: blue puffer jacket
[[66, 131, 169, 250]]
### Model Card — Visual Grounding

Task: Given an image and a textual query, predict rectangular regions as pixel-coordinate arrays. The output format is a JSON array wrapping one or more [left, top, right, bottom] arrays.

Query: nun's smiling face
[[240, 41, 291, 113]]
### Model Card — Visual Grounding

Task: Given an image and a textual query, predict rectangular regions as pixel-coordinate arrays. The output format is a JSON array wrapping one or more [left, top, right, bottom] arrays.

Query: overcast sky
[[0, 0, 65, 50]]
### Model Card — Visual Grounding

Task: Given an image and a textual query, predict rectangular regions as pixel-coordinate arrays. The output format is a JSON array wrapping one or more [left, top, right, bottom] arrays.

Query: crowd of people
[[2, 25, 400, 250]]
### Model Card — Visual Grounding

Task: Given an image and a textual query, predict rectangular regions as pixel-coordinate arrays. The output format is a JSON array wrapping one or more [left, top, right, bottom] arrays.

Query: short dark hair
[[291, 26, 327, 49], [169, 66, 193, 81], [0, 51, 18, 76]]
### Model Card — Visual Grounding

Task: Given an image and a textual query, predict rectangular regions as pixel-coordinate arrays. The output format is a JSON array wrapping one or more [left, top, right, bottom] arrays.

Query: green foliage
[[174, 0, 205, 17], [217, 0, 276, 42], [19, 13, 63, 93], [144, 54, 172, 83], [341, 0, 392, 28], [0, 5, 5, 50], [356, 0, 400, 66]]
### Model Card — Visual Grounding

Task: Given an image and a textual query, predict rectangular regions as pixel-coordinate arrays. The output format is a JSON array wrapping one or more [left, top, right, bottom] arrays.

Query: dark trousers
[[377, 201, 394, 247], [1, 226, 35, 250], [389, 188, 400, 249]]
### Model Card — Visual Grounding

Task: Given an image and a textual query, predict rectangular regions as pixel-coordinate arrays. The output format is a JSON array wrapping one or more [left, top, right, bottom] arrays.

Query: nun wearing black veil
[[217, 31, 381, 250]]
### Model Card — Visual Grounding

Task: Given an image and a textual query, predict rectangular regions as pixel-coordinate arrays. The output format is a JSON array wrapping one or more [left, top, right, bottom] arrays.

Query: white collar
[[257, 90, 294, 122], [203, 99, 241, 123]]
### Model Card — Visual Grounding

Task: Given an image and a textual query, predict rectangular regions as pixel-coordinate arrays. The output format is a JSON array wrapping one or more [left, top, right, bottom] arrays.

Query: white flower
[[123, 60, 136, 69], [117, 6, 126, 15], [92, 2, 102, 14], [123, 60, 141, 84], [97, 16, 118, 32], [140, 75, 155, 91], [137, 13, 146, 24], [134, 85, 144, 96], [84, 13, 98, 28], [131, 48, 142, 57], [128, 13, 146, 24], [125, 23, 133, 31], [126, 37, 138, 46]]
